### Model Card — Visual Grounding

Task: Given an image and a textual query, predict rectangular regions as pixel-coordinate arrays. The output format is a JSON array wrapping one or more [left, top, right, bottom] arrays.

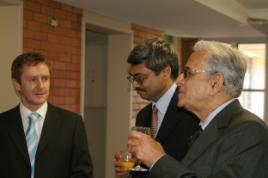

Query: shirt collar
[[153, 83, 177, 115], [200, 98, 236, 130], [20, 102, 48, 120]]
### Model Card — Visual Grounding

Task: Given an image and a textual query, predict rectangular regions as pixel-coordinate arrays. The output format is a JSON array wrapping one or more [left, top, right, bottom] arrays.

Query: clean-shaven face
[[13, 63, 50, 111]]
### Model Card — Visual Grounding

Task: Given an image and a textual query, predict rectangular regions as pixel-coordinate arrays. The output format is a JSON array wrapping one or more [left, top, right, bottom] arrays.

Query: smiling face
[[13, 63, 50, 111], [128, 64, 172, 102], [176, 50, 210, 113]]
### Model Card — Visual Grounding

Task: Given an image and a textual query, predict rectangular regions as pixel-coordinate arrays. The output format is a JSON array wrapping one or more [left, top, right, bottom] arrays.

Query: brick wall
[[131, 24, 164, 119], [23, 0, 82, 113]]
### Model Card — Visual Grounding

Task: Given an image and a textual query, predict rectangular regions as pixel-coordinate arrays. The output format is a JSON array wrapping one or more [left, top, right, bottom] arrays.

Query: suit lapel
[[138, 104, 153, 127], [182, 100, 241, 166], [156, 88, 179, 142], [6, 106, 29, 161], [36, 104, 62, 157], [182, 118, 219, 166]]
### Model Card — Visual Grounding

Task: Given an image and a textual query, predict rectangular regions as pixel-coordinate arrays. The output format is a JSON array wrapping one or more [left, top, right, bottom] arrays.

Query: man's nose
[[176, 73, 185, 86], [131, 80, 141, 88], [36, 79, 44, 88]]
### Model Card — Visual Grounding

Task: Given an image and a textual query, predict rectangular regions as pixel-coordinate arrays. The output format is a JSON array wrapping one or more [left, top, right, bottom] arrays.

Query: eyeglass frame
[[127, 71, 152, 85], [182, 66, 207, 79]]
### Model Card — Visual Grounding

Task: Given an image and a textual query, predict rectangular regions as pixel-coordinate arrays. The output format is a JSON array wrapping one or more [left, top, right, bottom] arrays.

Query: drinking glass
[[129, 126, 152, 173], [122, 151, 135, 171]]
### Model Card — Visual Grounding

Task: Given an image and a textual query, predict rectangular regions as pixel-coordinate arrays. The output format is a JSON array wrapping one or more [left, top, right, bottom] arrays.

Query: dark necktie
[[188, 125, 203, 147]]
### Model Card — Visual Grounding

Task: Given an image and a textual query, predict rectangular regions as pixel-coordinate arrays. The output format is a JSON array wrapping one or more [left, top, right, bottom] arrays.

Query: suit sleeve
[[71, 116, 93, 178]]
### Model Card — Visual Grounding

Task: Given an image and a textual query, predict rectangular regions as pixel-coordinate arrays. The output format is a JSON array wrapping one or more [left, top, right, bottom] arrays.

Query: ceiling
[[2, 0, 268, 39], [55, 0, 268, 39]]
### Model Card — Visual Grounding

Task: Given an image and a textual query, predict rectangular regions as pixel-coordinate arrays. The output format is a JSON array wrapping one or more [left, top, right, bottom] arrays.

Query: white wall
[[0, 4, 22, 112]]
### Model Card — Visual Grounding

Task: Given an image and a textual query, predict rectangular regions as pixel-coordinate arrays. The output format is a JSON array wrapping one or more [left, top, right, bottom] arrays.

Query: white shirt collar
[[200, 98, 236, 130], [20, 102, 48, 122]]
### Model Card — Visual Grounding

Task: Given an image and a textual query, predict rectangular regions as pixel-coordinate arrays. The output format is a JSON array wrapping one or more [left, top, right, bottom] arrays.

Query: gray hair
[[193, 40, 247, 98]]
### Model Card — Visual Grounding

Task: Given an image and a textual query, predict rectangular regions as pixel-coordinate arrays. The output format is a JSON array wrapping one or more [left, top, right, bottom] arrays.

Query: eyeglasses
[[127, 72, 152, 85], [183, 67, 207, 79]]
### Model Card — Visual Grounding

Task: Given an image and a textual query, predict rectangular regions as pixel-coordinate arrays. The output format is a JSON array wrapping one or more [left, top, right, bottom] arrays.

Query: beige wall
[[0, 4, 22, 112], [82, 11, 133, 178]]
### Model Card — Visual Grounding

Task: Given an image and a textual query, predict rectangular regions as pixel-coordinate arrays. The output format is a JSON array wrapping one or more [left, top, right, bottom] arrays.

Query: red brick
[[53, 96, 66, 104], [59, 19, 72, 28], [71, 55, 81, 63], [24, 39, 41, 50], [25, 20, 41, 31], [33, 13, 48, 23], [40, 23, 54, 33], [34, 31, 48, 41], [41, 5, 55, 15], [54, 9, 68, 19], [53, 61, 67, 70], [24, 10, 33, 20]]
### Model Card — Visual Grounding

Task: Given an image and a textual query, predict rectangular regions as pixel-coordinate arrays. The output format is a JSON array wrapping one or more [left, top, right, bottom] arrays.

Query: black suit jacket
[[149, 100, 268, 178], [136, 87, 199, 162], [0, 103, 93, 178]]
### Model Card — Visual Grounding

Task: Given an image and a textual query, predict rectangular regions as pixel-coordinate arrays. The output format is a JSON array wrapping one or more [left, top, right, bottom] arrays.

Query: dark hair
[[127, 38, 179, 80], [11, 52, 50, 83]]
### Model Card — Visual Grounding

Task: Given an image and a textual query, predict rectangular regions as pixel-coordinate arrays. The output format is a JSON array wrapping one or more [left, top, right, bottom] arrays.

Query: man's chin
[[177, 100, 185, 108], [137, 92, 147, 99]]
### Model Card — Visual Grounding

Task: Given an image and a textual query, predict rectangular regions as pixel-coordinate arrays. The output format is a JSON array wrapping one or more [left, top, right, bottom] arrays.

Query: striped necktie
[[151, 105, 158, 138], [26, 112, 40, 178]]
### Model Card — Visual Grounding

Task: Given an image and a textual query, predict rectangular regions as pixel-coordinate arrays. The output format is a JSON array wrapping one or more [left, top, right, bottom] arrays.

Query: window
[[238, 43, 266, 120]]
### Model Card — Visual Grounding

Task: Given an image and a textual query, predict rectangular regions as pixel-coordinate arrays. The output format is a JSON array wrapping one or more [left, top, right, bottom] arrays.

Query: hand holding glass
[[129, 126, 152, 172], [122, 151, 135, 171]]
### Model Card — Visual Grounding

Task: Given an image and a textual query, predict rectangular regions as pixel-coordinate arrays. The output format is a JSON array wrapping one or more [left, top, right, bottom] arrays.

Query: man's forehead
[[128, 64, 150, 74], [187, 51, 208, 67], [21, 64, 50, 74]]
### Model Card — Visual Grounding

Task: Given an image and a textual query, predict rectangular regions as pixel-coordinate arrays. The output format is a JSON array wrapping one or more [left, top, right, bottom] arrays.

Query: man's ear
[[209, 73, 225, 95], [161, 66, 171, 79], [12, 79, 21, 93]]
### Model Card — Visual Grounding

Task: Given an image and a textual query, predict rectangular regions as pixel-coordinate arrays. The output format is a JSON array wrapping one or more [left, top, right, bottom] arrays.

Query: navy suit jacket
[[0, 103, 93, 178]]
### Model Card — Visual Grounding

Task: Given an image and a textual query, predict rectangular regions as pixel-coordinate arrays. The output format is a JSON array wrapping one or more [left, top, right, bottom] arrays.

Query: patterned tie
[[26, 112, 40, 178], [151, 105, 158, 138]]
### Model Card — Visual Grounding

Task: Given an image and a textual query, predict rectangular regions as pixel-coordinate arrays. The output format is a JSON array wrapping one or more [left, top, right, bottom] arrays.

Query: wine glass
[[129, 126, 152, 173]]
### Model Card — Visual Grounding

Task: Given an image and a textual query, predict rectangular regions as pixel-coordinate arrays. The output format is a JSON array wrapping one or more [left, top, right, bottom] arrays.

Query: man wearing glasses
[[127, 40, 268, 178], [114, 38, 199, 177]]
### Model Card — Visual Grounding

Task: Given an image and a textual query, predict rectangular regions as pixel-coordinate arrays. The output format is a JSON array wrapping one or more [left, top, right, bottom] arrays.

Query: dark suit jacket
[[0, 103, 93, 178], [136, 87, 199, 162], [149, 100, 268, 178]]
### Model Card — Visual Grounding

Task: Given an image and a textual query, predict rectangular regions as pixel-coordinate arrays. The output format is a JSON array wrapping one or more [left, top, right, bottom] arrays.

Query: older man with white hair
[[127, 40, 268, 178]]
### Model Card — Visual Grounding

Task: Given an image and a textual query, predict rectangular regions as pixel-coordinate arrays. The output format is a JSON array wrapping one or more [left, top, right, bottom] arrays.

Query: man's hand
[[114, 152, 129, 177], [127, 131, 165, 167]]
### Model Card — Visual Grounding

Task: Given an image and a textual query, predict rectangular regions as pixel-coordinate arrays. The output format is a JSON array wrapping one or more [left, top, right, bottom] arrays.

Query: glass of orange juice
[[122, 151, 135, 171]]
